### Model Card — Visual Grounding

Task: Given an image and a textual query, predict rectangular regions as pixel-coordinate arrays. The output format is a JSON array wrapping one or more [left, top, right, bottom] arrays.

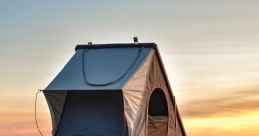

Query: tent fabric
[[148, 116, 168, 136], [122, 50, 184, 136], [44, 91, 67, 134], [44, 47, 152, 135], [43, 43, 186, 136], [46, 47, 151, 90]]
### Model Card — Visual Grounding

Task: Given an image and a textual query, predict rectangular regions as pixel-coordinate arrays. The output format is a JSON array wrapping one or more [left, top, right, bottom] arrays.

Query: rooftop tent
[[43, 43, 186, 136]]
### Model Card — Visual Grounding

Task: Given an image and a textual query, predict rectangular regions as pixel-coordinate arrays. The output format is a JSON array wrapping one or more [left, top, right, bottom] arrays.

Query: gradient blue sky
[[1, 1, 259, 136]]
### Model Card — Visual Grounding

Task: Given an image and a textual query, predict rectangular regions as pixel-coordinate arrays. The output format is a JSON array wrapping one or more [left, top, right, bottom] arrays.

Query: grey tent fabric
[[43, 43, 186, 136], [44, 91, 67, 134], [46, 47, 151, 90]]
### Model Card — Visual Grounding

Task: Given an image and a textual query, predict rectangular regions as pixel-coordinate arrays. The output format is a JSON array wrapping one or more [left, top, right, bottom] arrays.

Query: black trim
[[75, 43, 157, 51]]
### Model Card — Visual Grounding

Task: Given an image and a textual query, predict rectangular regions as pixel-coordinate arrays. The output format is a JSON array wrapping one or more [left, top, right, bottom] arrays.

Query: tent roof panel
[[45, 43, 154, 91]]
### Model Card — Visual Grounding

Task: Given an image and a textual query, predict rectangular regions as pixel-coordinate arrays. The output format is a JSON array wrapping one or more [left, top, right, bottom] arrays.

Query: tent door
[[55, 91, 126, 136]]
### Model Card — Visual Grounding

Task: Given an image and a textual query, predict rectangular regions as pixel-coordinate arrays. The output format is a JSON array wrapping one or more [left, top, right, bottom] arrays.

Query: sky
[[1, 0, 259, 136]]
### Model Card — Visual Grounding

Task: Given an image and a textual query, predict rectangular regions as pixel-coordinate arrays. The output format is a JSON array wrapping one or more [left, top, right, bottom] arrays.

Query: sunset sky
[[1, 1, 259, 136]]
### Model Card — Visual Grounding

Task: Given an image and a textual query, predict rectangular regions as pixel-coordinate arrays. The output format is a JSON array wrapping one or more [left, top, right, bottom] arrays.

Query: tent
[[43, 42, 186, 136]]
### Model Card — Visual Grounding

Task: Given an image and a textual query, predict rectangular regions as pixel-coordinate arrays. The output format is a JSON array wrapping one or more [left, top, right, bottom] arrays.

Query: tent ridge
[[75, 43, 157, 51]]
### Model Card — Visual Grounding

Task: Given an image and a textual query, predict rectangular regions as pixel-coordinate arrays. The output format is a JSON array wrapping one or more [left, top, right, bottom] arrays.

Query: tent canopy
[[43, 43, 186, 136], [46, 44, 153, 90]]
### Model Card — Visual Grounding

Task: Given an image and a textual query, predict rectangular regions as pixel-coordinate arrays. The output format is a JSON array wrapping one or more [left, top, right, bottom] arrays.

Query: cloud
[[180, 89, 259, 118]]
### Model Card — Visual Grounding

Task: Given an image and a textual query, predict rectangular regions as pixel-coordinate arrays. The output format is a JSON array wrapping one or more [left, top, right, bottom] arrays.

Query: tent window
[[148, 89, 168, 136]]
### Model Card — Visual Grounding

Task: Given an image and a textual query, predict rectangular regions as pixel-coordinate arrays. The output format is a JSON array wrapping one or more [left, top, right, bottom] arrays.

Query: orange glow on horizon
[[184, 110, 259, 136]]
